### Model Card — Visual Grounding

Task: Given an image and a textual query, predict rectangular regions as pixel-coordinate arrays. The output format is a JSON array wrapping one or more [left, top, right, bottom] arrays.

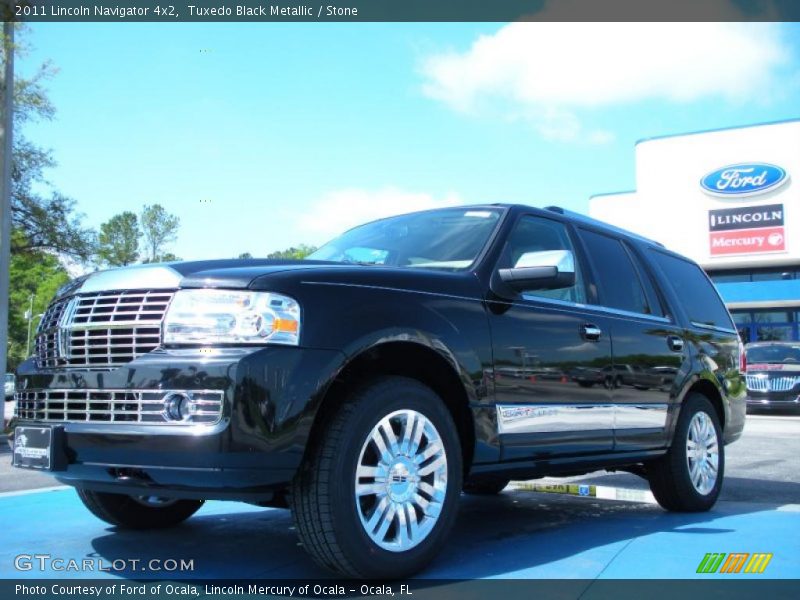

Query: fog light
[[164, 392, 194, 422]]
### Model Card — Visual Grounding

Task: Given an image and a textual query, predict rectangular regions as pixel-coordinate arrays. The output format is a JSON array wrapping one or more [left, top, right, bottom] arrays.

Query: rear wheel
[[77, 489, 203, 529], [648, 394, 724, 512], [291, 376, 462, 578]]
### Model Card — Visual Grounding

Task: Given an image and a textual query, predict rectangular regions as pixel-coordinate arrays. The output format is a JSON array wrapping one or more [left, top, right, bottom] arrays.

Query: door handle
[[581, 324, 602, 341], [667, 335, 684, 353]]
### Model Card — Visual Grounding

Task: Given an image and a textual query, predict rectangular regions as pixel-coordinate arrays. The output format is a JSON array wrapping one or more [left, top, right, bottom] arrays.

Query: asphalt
[[0, 415, 798, 580]]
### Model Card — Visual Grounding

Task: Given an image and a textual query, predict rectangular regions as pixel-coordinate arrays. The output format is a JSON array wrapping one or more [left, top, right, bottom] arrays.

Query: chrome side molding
[[496, 403, 668, 435]]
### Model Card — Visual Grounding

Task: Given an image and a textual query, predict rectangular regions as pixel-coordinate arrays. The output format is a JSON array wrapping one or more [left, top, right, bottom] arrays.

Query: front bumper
[[746, 391, 800, 411], [9, 345, 345, 500]]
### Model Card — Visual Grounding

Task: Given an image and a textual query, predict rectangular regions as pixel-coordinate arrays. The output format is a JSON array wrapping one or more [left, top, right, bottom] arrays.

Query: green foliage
[[237, 252, 253, 259], [140, 204, 180, 262], [97, 211, 140, 266], [11, 60, 95, 259], [143, 252, 181, 263], [267, 244, 317, 260], [6, 231, 70, 369]]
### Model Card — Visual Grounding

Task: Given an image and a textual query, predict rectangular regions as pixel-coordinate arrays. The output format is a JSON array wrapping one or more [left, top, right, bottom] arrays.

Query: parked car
[[603, 363, 669, 390], [568, 366, 606, 388], [9, 204, 745, 578], [4, 373, 14, 401], [744, 342, 800, 412], [649, 365, 679, 390]]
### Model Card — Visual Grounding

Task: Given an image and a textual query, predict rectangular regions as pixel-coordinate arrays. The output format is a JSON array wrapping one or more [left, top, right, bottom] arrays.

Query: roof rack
[[544, 206, 664, 247]]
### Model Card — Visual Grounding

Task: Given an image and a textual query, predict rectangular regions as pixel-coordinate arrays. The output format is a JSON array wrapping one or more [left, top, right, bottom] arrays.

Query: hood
[[54, 259, 347, 299]]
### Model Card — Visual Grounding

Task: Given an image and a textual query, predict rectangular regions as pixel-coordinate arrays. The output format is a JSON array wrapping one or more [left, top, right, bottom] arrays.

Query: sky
[[20, 22, 800, 261]]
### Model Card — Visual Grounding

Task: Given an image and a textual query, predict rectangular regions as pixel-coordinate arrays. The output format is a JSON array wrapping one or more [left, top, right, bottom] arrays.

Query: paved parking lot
[[1, 415, 798, 580]]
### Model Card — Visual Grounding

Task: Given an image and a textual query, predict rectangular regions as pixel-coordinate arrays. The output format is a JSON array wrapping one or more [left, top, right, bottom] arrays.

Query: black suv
[[744, 342, 800, 412], [10, 205, 745, 578]]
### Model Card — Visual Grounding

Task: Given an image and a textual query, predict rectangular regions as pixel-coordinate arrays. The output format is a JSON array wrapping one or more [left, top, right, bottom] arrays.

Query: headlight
[[163, 290, 301, 346]]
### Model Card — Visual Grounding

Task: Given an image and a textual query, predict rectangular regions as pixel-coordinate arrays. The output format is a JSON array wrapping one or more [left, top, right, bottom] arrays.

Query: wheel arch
[[306, 339, 477, 477], [688, 379, 725, 426], [674, 375, 726, 436]]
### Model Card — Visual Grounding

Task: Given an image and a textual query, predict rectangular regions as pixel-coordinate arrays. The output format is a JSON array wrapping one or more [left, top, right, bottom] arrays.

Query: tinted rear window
[[649, 250, 733, 329], [579, 229, 650, 315]]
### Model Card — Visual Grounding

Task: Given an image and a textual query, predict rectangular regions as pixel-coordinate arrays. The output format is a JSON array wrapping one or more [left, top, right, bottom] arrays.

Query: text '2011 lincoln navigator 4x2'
[[10, 205, 745, 578]]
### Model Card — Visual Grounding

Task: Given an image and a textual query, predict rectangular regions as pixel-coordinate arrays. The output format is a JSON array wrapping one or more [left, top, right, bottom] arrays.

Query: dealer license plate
[[13, 426, 55, 470]]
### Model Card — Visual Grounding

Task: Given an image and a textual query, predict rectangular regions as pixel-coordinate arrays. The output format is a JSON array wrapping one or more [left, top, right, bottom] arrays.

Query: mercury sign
[[708, 203, 786, 256], [700, 163, 788, 198]]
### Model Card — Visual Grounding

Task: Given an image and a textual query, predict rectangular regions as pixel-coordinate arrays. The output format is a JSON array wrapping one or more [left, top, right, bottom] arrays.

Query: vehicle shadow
[[88, 477, 797, 580]]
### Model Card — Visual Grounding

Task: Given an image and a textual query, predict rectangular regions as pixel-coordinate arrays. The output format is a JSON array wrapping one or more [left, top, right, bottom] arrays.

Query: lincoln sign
[[708, 203, 786, 256]]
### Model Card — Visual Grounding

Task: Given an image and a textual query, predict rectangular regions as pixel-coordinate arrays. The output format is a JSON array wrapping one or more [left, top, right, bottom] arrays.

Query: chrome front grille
[[71, 290, 174, 325], [746, 375, 800, 393], [14, 389, 223, 425], [35, 290, 175, 369], [40, 298, 69, 330], [35, 299, 70, 368], [66, 326, 162, 367]]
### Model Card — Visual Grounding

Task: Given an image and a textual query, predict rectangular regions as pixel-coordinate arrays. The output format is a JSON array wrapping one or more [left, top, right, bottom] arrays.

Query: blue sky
[[20, 23, 800, 261]]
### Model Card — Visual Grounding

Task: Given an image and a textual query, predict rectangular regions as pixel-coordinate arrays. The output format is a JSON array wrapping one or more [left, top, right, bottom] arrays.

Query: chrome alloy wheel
[[686, 411, 719, 495], [355, 409, 448, 552]]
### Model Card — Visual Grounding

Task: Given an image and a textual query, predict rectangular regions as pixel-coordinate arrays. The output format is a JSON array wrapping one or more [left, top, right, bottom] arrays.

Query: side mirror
[[498, 249, 576, 293]]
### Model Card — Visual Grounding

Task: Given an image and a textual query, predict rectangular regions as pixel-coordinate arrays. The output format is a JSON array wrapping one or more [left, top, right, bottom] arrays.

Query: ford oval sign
[[701, 163, 788, 198]]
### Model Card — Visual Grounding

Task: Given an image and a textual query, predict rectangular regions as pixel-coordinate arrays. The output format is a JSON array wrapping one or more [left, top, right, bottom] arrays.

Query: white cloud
[[421, 23, 792, 142], [298, 187, 465, 243]]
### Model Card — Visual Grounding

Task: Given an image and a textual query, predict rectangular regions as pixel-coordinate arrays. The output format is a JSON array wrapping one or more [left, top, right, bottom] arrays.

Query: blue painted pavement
[[0, 487, 797, 580]]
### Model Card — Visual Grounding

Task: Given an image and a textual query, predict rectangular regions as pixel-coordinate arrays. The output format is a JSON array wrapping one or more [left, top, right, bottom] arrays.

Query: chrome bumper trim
[[13, 389, 226, 436]]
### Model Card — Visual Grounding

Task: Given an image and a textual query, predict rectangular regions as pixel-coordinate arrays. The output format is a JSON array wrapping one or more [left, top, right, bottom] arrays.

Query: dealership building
[[589, 118, 800, 343]]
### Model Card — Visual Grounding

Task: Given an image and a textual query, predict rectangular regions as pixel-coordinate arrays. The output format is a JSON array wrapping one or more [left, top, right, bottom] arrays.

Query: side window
[[624, 243, 666, 318], [579, 229, 651, 315], [502, 216, 587, 304], [649, 250, 734, 329]]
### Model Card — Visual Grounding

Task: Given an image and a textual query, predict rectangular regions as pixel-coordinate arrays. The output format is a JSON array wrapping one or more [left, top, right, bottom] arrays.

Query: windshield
[[307, 208, 503, 270], [746, 345, 800, 364], [5, 374, 13, 383]]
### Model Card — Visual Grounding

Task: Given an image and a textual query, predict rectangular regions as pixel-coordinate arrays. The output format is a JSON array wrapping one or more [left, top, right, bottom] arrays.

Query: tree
[[140, 204, 179, 262], [237, 252, 253, 259], [6, 231, 70, 369], [11, 59, 95, 259], [4, 33, 95, 371], [97, 211, 140, 266], [267, 244, 317, 260]]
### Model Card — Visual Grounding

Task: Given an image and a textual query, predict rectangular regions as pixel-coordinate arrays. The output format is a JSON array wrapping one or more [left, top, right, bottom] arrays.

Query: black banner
[[708, 203, 784, 232], [3, 580, 800, 600], [7, 0, 800, 23]]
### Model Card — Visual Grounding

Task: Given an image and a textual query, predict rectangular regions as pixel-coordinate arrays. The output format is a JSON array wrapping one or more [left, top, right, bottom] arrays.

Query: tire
[[463, 478, 510, 495], [647, 393, 724, 512], [291, 376, 463, 579], [76, 489, 203, 529], [577, 382, 595, 388]]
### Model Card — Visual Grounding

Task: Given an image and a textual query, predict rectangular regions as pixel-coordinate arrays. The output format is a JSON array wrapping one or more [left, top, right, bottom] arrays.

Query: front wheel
[[77, 489, 203, 529], [647, 394, 724, 512], [291, 376, 463, 578]]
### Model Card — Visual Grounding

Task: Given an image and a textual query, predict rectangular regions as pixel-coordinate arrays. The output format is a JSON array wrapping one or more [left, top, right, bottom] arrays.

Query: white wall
[[589, 120, 800, 269]]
